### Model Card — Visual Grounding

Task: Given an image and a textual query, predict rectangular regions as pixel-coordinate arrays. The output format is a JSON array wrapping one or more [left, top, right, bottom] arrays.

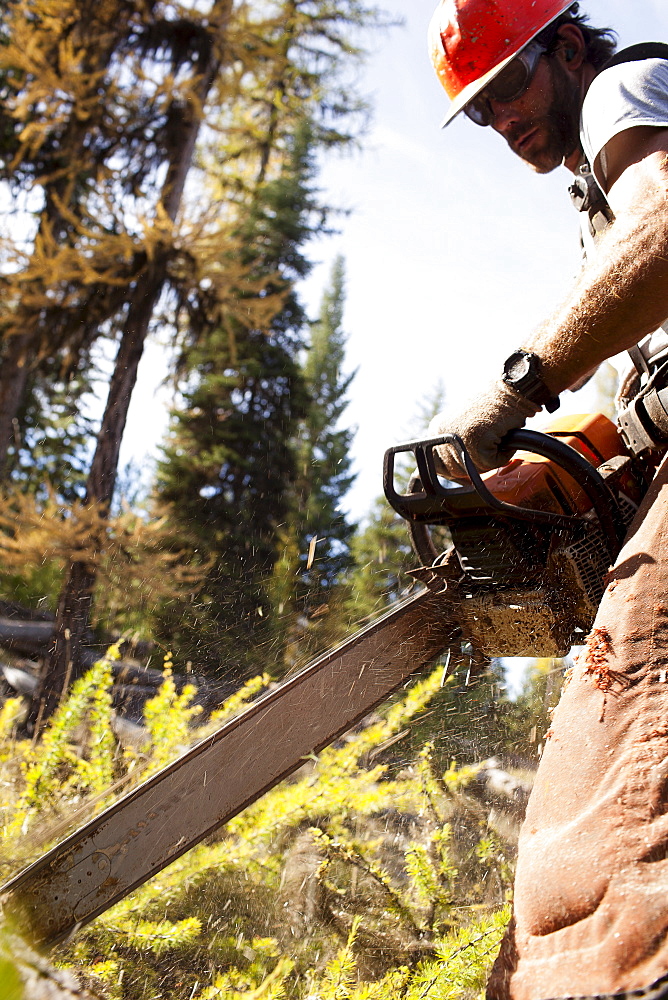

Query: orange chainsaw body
[[482, 412, 644, 516]]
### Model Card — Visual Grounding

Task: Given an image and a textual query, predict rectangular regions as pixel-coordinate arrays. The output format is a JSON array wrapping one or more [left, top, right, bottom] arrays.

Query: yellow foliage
[[139, 653, 203, 775], [3, 646, 118, 839], [0, 700, 23, 743], [123, 915, 203, 957], [0, 653, 511, 998], [0, 488, 106, 569], [0, 487, 209, 634], [199, 672, 272, 736]]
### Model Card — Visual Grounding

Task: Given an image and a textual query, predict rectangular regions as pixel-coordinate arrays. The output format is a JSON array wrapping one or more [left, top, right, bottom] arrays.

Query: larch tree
[[0, 0, 392, 725], [20, 0, 237, 728]]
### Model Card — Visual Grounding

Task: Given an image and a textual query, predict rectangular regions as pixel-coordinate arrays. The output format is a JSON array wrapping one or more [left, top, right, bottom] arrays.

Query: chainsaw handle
[[384, 427, 627, 566], [384, 431, 574, 528], [384, 436, 483, 519]]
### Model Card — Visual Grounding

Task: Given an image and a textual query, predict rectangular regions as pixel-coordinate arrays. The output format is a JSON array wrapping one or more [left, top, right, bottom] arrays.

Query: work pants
[[487, 454, 668, 1000]]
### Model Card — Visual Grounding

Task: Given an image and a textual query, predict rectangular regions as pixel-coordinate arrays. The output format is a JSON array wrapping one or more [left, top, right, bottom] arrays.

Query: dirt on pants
[[487, 454, 668, 1000]]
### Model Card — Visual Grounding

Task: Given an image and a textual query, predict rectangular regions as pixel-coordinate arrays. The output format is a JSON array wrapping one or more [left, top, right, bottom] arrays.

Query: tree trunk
[[27, 560, 97, 727], [88, 278, 164, 506], [26, 271, 164, 730], [0, 332, 33, 481], [28, 0, 234, 731]]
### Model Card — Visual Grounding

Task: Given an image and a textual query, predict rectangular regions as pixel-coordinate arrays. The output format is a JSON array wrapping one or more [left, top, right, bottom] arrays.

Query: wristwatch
[[502, 350, 560, 413]]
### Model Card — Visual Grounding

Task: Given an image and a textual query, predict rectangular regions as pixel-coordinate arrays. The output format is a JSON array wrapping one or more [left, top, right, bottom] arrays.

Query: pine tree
[[14, 355, 95, 503], [299, 256, 356, 593], [273, 255, 357, 666], [152, 126, 316, 680], [345, 495, 416, 624], [345, 382, 448, 623]]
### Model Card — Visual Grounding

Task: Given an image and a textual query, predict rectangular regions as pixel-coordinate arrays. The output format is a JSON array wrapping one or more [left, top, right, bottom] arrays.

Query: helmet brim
[[439, 0, 574, 129]]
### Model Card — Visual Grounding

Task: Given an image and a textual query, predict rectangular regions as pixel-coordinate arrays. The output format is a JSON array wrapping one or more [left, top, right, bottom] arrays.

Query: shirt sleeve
[[580, 58, 668, 193]]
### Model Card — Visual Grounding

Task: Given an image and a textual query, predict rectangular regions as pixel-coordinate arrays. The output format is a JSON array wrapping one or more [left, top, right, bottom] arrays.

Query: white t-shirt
[[581, 57, 668, 195], [578, 56, 668, 378]]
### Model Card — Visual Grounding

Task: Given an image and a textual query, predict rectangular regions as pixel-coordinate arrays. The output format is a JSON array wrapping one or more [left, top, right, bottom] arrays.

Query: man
[[427, 2, 668, 998]]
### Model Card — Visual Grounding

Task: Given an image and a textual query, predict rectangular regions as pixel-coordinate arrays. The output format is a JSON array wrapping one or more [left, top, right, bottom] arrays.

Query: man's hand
[[427, 380, 540, 480]]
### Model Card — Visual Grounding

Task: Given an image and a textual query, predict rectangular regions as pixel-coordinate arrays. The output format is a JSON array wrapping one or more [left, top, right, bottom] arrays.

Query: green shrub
[[0, 653, 512, 998]]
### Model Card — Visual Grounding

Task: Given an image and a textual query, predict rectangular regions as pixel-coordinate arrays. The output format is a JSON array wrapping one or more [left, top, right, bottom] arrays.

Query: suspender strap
[[602, 42, 668, 71], [570, 41, 668, 240], [568, 161, 614, 239], [628, 346, 651, 378], [570, 42, 668, 389]]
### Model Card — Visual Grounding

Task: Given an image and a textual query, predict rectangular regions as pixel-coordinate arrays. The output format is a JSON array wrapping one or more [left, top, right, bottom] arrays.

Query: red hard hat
[[429, 0, 575, 127]]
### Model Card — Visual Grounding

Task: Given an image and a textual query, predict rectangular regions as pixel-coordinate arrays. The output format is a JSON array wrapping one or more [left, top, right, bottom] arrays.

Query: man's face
[[489, 55, 582, 173]]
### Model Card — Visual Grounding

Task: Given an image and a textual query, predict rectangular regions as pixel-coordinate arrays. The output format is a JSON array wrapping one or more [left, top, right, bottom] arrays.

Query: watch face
[[507, 354, 531, 381]]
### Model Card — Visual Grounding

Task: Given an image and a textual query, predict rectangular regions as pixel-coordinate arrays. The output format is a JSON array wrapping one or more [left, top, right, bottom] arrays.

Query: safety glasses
[[464, 42, 546, 126]]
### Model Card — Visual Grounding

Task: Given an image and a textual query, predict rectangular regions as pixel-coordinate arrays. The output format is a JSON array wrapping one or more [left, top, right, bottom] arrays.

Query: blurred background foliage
[[0, 1, 572, 994]]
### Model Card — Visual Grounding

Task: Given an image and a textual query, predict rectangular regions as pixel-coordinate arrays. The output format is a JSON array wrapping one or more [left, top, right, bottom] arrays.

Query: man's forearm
[[524, 177, 668, 395]]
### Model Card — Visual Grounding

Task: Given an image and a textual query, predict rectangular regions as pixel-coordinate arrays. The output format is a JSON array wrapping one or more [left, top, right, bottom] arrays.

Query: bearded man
[[427, 2, 668, 997]]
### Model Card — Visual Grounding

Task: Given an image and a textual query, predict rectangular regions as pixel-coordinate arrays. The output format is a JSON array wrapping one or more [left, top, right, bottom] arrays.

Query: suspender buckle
[[618, 360, 668, 456]]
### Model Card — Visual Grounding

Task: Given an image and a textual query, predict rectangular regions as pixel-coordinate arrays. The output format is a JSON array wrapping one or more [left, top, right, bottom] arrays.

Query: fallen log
[[0, 657, 244, 723], [0, 617, 58, 653], [0, 615, 152, 667], [0, 617, 234, 692]]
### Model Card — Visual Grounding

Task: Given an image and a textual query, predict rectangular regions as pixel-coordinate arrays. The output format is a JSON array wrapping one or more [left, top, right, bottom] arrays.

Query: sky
[[121, 0, 667, 522]]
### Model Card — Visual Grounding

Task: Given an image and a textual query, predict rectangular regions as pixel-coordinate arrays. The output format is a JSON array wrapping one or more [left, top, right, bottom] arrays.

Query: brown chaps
[[487, 455, 668, 999]]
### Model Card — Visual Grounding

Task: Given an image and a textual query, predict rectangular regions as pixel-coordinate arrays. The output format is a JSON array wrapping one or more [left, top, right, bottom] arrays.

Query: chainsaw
[[384, 411, 650, 658], [0, 412, 653, 946]]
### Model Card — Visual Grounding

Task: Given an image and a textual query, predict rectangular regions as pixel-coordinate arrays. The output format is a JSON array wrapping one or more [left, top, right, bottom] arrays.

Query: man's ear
[[555, 24, 587, 69]]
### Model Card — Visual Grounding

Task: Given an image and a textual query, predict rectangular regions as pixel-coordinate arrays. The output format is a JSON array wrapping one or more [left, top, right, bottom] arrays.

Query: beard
[[506, 61, 582, 174]]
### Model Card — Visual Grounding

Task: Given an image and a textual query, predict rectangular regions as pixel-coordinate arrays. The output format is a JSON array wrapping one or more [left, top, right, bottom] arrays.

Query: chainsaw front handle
[[383, 428, 626, 565]]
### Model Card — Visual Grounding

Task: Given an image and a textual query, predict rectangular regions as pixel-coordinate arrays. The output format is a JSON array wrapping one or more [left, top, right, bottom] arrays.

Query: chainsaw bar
[[1, 587, 459, 946]]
